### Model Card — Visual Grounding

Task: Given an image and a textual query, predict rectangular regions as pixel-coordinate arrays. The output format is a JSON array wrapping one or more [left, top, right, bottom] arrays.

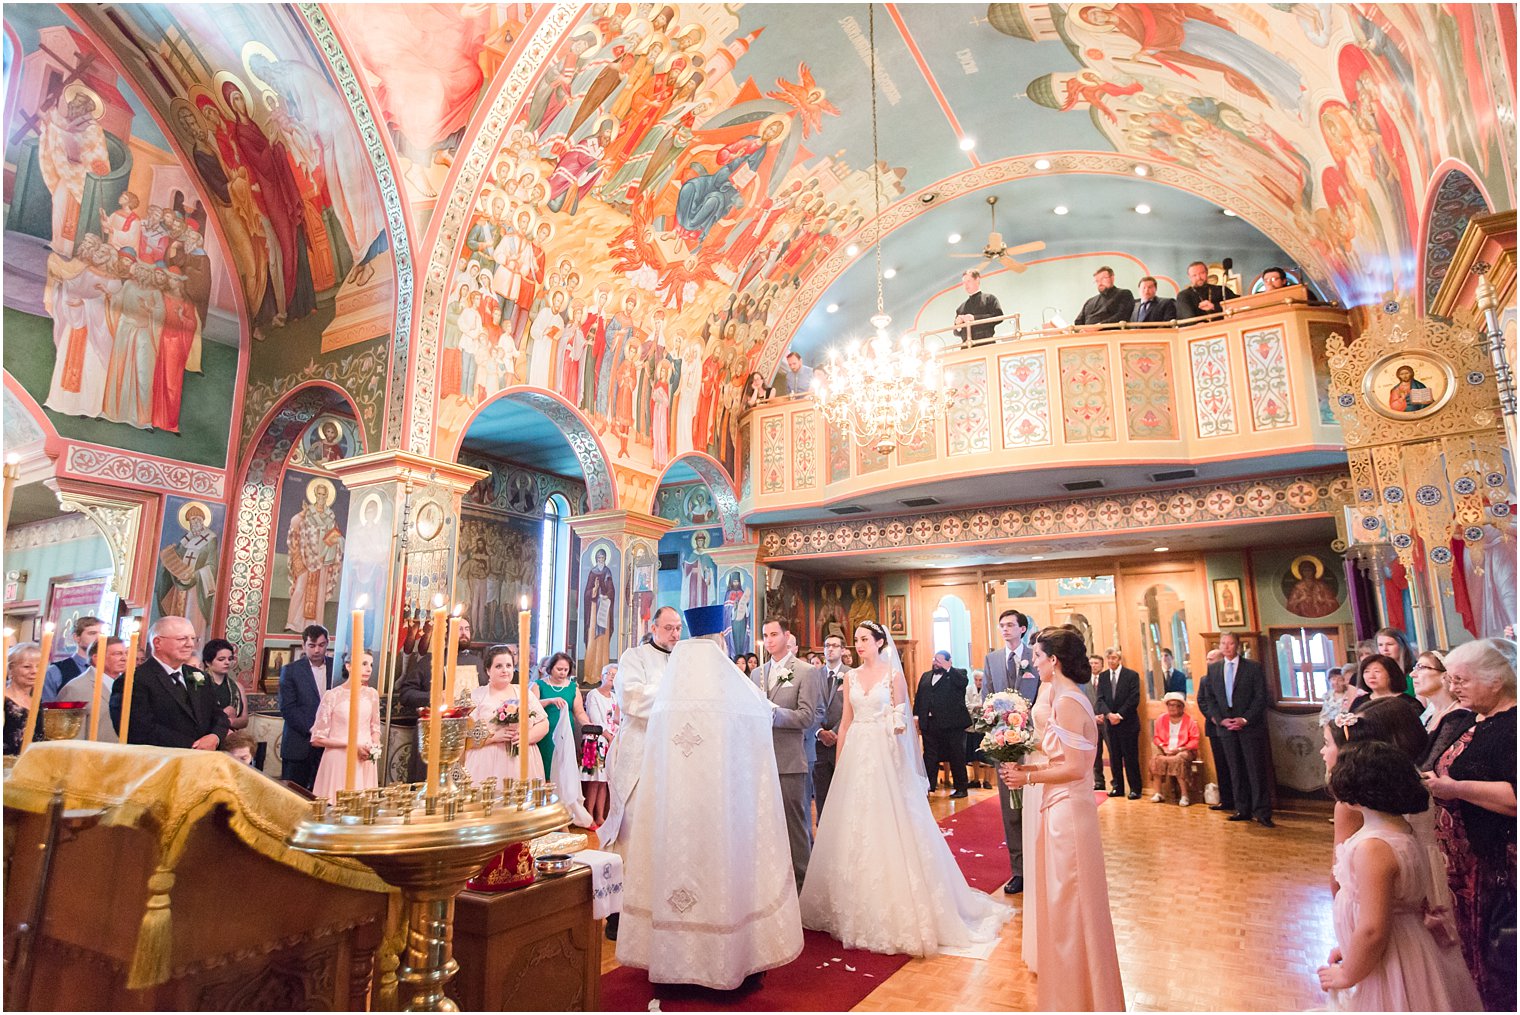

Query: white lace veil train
[[880, 627, 931, 793]]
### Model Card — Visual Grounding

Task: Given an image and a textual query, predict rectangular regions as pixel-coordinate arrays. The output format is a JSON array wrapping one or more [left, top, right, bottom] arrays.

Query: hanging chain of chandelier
[[811, 2, 947, 456]]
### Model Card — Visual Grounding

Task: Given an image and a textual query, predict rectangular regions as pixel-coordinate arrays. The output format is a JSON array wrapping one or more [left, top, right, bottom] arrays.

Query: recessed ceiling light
[[948, 232, 962, 244], [826, 303, 839, 313], [1133, 164, 1149, 177], [959, 136, 976, 151], [1135, 203, 1151, 215], [1221, 209, 1237, 217], [1030, 555, 1045, 560], [883, 267, 897, 279], [1153, 546, 1170, 552], [846, 243, 860, 256], [1033, 158, 1051, 170], [1053, 205, 1069, 215]]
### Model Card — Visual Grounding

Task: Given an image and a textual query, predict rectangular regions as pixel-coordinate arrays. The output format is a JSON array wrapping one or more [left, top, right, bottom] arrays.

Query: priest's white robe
[[599, 641, 670, 849], [615, 637, 803, 988]]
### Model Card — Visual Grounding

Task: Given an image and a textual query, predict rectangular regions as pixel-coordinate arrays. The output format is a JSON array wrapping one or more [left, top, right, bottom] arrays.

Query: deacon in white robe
[[599, 607, 680, 850], [616, 605, 803, 989]]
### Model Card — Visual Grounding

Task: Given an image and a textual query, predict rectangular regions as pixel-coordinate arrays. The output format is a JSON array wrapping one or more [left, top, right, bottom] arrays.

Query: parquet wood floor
[[597, 786, 1337, 1011]]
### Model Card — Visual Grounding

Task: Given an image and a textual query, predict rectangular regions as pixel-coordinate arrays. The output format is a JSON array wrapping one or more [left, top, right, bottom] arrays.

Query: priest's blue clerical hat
[[684, 604, 727, 637]]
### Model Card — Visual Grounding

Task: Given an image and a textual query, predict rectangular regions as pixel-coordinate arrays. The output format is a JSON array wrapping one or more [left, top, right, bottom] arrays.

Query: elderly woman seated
[[1149, 692, 1200, 806]]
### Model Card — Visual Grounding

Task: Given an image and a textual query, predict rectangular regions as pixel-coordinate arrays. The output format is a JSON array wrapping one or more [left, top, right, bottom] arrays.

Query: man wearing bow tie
[[984, 609, 1040, 894], [754, 618, 824, 891], [813, 633, 851, 819], [109, 616, 228, 750]]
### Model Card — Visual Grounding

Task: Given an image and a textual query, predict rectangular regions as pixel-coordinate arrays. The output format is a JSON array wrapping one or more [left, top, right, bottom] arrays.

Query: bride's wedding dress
[[799, 673, 1011, 956]]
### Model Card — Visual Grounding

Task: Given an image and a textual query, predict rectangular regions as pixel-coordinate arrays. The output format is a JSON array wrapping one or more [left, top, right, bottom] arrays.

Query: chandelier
[[811, 3, 946, 455]]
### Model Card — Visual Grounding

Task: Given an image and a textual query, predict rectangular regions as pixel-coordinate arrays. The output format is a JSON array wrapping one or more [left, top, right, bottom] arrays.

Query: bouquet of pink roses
[[972, 689, 1038, 763]]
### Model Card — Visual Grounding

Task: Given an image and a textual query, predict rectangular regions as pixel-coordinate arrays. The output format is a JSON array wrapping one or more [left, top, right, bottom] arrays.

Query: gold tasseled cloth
[[4, 741, 390, 987]]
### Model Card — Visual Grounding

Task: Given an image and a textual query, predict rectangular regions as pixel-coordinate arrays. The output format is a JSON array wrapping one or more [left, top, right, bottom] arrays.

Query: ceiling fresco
[[3, 2, 1516, 489]]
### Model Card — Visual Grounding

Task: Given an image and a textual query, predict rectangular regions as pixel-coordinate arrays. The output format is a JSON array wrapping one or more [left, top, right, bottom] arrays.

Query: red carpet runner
[[600, 794, 1027, 1011]]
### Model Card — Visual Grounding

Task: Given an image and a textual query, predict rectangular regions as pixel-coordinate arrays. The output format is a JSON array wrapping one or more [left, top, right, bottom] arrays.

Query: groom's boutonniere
[[772, 667, 794, 687]]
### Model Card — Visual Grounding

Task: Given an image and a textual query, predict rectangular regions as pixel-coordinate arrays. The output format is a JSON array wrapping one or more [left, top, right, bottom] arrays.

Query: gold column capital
[[326, 450, 488, 494], [566, 509, 675, 544]]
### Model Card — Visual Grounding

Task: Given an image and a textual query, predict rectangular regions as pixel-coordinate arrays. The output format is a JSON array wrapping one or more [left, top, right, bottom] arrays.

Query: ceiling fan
[[950, 195, 1045, 273]]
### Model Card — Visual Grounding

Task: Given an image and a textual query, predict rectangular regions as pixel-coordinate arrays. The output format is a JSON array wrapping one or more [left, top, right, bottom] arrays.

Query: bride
[[799, 621, 1010, 956]]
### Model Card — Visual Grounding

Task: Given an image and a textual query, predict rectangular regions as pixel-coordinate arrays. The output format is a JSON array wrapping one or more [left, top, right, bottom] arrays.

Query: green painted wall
[[5, 530, 112, 604]]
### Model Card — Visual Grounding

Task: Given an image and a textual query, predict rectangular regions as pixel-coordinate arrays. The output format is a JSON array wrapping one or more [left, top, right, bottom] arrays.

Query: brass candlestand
[[288, 781, 569, 1012]]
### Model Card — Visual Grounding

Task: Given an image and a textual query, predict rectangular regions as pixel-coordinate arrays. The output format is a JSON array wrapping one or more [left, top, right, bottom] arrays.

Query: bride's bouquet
[[973, 690, 1038, 764]]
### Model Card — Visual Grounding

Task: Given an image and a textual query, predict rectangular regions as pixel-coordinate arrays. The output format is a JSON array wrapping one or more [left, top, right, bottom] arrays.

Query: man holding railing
[[1073, 265, 1135, 327], [1176, 260, 1238, 320], [953, 269, 1004, 346]]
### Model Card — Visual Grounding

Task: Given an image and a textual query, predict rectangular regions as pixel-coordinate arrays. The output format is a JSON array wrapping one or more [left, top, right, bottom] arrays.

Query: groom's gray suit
[[755, 653, 824, 892], [984, 642, 1041, 885]]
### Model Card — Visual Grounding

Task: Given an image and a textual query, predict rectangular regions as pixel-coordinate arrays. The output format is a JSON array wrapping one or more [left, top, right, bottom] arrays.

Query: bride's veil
[[880, 626, 931, 793]]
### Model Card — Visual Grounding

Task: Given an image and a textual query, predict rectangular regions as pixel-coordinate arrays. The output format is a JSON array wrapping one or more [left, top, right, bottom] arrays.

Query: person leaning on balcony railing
[[1130, 276, 1177, 324], [1176, 260, 1238, 320], [954, 268, 1004, 347], [1073, 265, 1135, 327], [773, 350, 814, 397]]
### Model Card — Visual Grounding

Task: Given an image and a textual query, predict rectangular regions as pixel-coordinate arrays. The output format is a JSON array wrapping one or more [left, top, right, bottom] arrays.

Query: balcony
[[742, 297, 1351, 525]]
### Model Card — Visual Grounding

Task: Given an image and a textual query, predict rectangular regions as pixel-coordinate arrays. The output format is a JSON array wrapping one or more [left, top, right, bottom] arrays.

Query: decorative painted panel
[[1189, 336, 1237, 438], [897, 422, 937, 465], [1422, 169, 1491, 310], [739, 422, 753, 501], [1243, 326, 1295, 430], [826, 420, 852, 484], [1058, 345, 1114, 444], [999, 352, 1051, 449], [856, 442, 889, 475], [760, 415, 785, 494], [792, 411, 817, 490], [1119, 344, 1177, 440], [946, 361, 991, 456]]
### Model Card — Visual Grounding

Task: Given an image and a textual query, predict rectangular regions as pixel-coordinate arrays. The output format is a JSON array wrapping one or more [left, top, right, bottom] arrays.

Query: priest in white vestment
[[600, 606, 680, 852], [616, 605, 804, 989]]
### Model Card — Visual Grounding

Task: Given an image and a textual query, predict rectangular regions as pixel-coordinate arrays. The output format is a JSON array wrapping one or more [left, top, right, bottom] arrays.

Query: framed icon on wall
[[1211, 578, 1246, 628]]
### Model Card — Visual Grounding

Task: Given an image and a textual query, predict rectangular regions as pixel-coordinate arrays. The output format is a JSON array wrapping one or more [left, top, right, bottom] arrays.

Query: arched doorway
[[221, 382, 365, 686]]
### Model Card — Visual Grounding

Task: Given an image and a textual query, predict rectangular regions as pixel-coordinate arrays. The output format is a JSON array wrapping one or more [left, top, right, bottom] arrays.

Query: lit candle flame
[[355, 594, 370, 610], [520, 594, 528, 610], [452, 602, 464, 617], [433, 592, 445, 608]]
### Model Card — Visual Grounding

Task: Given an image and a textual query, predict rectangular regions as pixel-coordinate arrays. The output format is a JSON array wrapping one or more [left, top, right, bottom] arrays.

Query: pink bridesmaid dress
[[1032, 687, 1125, 1012], [310, 684, 381, 803]]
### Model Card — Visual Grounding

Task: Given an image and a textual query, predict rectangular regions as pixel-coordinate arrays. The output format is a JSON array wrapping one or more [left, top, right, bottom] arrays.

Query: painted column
[[566, 510, 674, 681], [709, 542, 762, 659]]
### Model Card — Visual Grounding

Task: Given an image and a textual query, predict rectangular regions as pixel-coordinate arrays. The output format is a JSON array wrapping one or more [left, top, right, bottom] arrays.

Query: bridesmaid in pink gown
[[1002, 627, 1125, 1012], [309, 651, 382, 802]]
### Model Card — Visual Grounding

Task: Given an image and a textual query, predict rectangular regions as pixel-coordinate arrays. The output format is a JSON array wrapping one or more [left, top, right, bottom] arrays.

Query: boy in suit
[[278, 624, 330, 790]]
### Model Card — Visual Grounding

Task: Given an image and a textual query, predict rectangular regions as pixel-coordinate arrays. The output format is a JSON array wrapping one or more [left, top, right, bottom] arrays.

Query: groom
[[984, 609, 1040, 895], [755, 618, 824, 892]]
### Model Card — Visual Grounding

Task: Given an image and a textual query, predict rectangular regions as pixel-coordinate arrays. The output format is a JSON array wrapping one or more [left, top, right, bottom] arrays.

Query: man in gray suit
[[813, 633, 851, 819], [755, 618, 824, 891], [983, 609, 1040, 895]]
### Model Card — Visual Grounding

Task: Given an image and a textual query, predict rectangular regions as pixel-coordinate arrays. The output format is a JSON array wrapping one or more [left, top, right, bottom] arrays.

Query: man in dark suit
[[1073, 265, 1135, 326], [1097, 647, 1142, 798], [1203, 632, 1273, 827], [278, 624, 331, 790], [1130, 276, 1178, 323], [813, 633, 850, 819], [1160, 648, 1188, 695], [1194, 648, 1235, 813], [983, 609, 1039, 893], [913, 651, 971, 797], [1175, 260, 1238, 320], [1088, 654, 1109, 789], [953, 268, 1004, 345], [108, 616, 228, 750]]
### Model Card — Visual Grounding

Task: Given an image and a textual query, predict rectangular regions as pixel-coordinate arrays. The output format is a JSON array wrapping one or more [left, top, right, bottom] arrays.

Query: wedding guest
[[773, 350, 814, 396], [1350, 655, 1421, 717], [746, 652, 761, 672], [1412, 651, 1466, 735], [1375, 628, 1417, 680], [1002, 627, 1125, 1010], [914, 651, 971, 798], [57, 636, 128, 742], [397, 617, 482, 717], [1097, 647, 1142, 799], [1202, 632, 1273, 827], [965, 669, 995, 790], [807, 651, 824, 668], [1088, 653, 1109, 790], [1149, 692, 1199, 805], [1194, 648, 1234, 812], [1356, 639, 1376, 661], [1316, 741, 1483, 1011], [734, 654, 752, 675], [814, 634, 850, 818], [4, 643, 42, 754], [41, 615, 103, 703], [308, 651, 381, 803], [222, 730, 259, 767], [538, 651, 593, 826], [1160, 647, 1187, 695], [464, 645, 548, 785], [1175, 260, 1237, 319], [109, 616, 228, 750], [1424, 638, 1517, 1011], [583, 662, 619, 825], [1318, 667, 1356, 727], [986, 608, 1038, 892], [741, 371, 770, 409], [201, 638, 249, 731], [278, 624, 331, 789]]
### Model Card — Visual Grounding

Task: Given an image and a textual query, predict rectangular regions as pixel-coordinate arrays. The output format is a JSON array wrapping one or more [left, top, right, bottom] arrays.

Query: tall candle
[[345, 596, 368, 793], [21, 623, 54, 754], [518, 595, 531, 783], [119, 622, 140, 744], [443, 604, 463, 706], [427, 598, 447, 795], [88, 626, 108, 741]]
